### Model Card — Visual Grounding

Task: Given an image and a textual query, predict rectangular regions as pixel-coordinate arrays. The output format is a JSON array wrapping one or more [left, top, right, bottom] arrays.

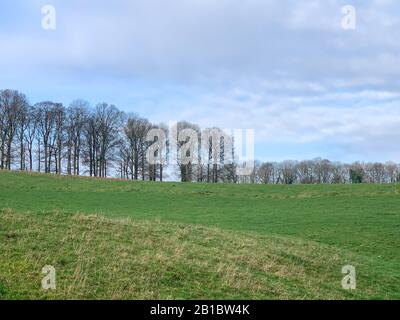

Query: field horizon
[[0, 170, 399, 299]]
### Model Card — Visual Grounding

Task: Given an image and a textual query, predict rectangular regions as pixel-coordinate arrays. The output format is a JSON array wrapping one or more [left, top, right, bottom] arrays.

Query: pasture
[[0, 171, 399, 299]]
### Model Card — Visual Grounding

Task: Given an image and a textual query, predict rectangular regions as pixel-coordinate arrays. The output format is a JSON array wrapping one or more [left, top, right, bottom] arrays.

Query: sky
[[1, 0, 400, 163]]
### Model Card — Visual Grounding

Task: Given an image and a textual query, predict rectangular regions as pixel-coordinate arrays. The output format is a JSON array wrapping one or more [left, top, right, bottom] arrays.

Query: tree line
[[1, 88, 399, 184], [248, 159, 400, 184], [0, 89, 237, 182]]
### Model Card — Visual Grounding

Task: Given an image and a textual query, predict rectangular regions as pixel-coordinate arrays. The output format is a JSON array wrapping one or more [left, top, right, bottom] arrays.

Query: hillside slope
[[0, 171, 399, 299]]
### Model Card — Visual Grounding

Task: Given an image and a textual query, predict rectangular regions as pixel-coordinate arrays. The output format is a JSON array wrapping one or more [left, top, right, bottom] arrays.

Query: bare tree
[[314, 158, 333, 184], [220, 135, 238, 184], [385, 162, 399, 183], [0, 90, 28, 169], [146, 122, 169, 182], [52, 104, 66, 174], [258, 162, 275, 184], [24, 106, 39, 172], [95, 103, 123, 177], [365, 162, 385, 183], [172, 121, 200, 182], [66, 100, 88, 175], [16, 100, 30, 171], [280, 160, 298, 184], [124, 115, 151, 180], [201, 127, 231, 183], [36, 102, 57, 173], [331, 162, 347, 184], [297, 160, 315, 184], [83, 112, 99, 177]]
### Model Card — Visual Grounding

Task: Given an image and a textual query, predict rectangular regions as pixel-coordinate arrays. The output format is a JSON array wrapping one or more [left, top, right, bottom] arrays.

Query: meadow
[[0, 171, 399, 299]]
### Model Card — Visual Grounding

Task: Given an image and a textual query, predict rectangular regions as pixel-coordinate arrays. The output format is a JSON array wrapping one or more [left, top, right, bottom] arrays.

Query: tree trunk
[[6, 138, 12, 170], [67, 146, 72, 175], [0, 137, 5, 169], [28, 144, 33, 171], [20, 135, 24, 171], [37, 141, 41, 172]]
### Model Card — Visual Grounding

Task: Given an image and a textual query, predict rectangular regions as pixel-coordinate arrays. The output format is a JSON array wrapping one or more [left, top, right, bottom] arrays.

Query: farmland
[[0, 171, 399, 299]]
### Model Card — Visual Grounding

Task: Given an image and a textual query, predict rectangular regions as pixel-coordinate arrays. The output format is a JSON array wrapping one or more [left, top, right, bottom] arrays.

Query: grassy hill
[[0, 171, 399, 299]]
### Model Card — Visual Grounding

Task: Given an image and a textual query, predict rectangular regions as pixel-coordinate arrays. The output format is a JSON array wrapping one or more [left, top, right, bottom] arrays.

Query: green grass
[[0, 170, 399, 299]]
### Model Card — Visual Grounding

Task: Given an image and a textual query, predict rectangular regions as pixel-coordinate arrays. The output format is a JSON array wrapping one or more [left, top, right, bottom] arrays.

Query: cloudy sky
[[1, 0, 399, 162]]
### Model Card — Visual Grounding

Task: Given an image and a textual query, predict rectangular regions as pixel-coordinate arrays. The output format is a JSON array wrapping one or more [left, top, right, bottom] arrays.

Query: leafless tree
[[385, 162, 399, 183], [280, 160, 298, 184], [314, 158, 333, 184], [124, 115, 151, 180], [258, 162, 275, 184], [36, 101, 57, 173], [146, 122, 169, 182], [0, 90, 28, 169], [82, 112, 99, 177], [16, 100, 30, 171], [95, 103, 123, 177], [365, 162, 385, 183], [331, 162, 348, 184], [24, 106, 39, 171], [66, 100, 88, 175], [296, 160, 315, 184], [172, 121, 201, 182]]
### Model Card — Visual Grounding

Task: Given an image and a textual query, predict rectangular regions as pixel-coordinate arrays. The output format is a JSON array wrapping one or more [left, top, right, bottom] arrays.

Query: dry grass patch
[[0, 209, 397, 299]]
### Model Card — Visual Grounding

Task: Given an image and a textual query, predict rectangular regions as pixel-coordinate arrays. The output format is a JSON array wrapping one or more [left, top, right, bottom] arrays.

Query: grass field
[[0, 170, 399, 299]]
